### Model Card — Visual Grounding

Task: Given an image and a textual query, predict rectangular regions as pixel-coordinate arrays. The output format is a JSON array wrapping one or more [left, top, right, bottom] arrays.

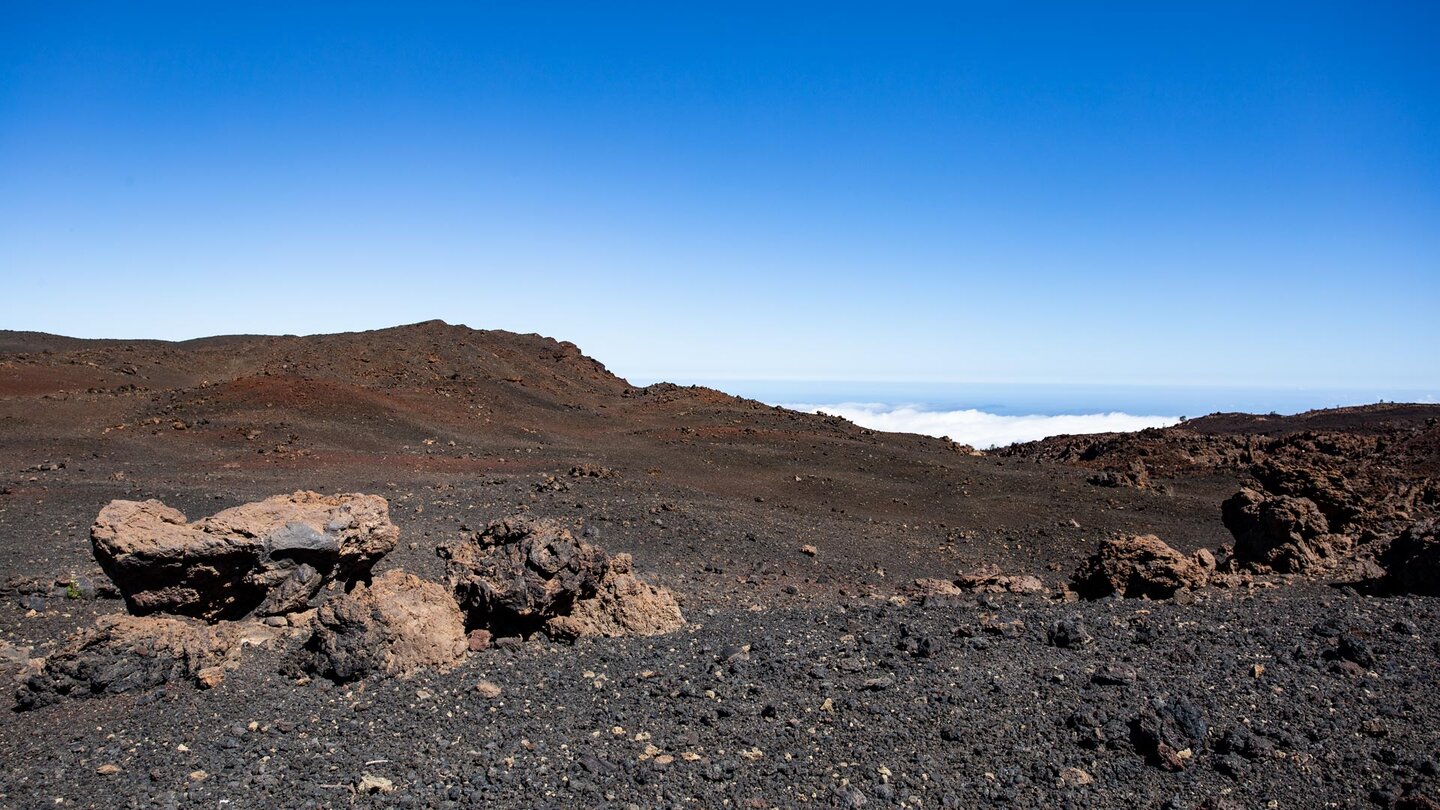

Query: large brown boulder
[[437, 515, 609, 635], [91, 491, 399, 621], [1382, 519, 1440, 595], [1072, 535, 1212, 599], [545, 553, 685, 640], [17, 614, 279, 709], [309, 569, 467, 681], [437, 515, 682, 640], [1221, 487, 1351, 574]]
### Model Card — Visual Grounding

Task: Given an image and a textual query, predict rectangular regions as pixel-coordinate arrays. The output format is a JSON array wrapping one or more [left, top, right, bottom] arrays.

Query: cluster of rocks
[[437, 514, 684, 642], [15, 493, 684, 708], [912, 565, 1045, 600], [1220, 437, 1438, 593]]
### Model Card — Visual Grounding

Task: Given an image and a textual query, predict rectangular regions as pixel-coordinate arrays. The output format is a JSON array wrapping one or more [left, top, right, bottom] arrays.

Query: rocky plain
[[0, 320, 1437, 809]]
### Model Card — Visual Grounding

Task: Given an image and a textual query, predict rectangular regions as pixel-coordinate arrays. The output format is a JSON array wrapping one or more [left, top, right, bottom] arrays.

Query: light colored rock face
[[310, 569, 467, 680], [438, 515, 683, 641], [1073, 535, 1211, 599], [91, 492, 399, 621], [545, 554, 685, 640], [17, 614, 279, 709]]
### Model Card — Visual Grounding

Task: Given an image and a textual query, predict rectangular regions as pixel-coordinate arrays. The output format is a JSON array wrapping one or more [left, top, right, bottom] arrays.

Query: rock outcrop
[[17, 615, 279, 709], [308, 569, 467, 681], [438, 515, 682, 640], [1382, 519, 1440, 595], [91, 492, 399, 621], [912, 566, 1045, 598], [1221, 487, 1352, 574], [1072, 535, 1213, 599], [544, 553, 685, 640]]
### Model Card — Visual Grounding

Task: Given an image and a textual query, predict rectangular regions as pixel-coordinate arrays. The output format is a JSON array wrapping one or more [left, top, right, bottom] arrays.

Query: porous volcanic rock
[[1131, 696, 1208, 771], [1087, 462, 1153, 490], [1221, 487, 1352, 574], [17, 614, 279, 709], [437, 514, 681, 640], [1383, 519, 1440, 595], [1072, 534, 1212, 599], [90, 491, 399, 621], [544, 553, 684, 640], [308, 569, 467, 681], [954, 565, 1045, 594]]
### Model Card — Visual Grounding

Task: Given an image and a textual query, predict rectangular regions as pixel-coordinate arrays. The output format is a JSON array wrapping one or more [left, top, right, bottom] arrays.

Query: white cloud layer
[[783, 402, 1181, 450]]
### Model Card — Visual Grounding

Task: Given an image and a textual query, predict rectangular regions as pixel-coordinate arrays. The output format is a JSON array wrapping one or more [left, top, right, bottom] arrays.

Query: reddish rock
[[1222, 487, 1352, 573], [91, 492, 398, 621], [1072, 535, 1211, 599], [310, 569, 466, 681]]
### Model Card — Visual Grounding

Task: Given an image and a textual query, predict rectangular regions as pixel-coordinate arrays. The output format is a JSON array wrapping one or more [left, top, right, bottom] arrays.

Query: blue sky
[[2, 2, 1437, 388]]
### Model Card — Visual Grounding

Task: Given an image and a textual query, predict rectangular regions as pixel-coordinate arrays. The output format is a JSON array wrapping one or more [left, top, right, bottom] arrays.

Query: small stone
[[799, 544, 818, 557], [467, 629, 493, 651], [96, 764, 121, 776], [188, 770, 208, 782], [475, 680, 502, 699], [195, 667, 225, 689], [1092, 664, 1138, 685], [1059, 767, 1092, 787], [357, 774, 394, 794]]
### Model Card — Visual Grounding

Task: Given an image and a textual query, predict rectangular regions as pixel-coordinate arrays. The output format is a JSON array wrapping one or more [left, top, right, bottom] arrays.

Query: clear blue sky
[[2, 3, 1437, 388]]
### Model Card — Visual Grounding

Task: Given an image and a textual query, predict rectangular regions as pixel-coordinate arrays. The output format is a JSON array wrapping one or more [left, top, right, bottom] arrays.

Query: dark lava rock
[[1048, 616, 1093, 648], [1131, 696, 1208, 770], [437, 514, 683, 640], [1383, 519, 1440, 595], [17, 615, 279, 709]]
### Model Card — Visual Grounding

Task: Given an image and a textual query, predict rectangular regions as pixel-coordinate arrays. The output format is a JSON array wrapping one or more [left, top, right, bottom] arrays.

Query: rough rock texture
[[1072, 535, 1213, 599], [437, 515, 610, 634], [1131, 696, 1209, 771], [1087, 462, 1153, 490], [1383, 519, 1440, 595], [309, 569, 466, 681], [953, 565, 1045, 594], [438, 515, 681, 640], [91, 492, 399, 621], [1221, 487, 1352, 574], [544, 553, 685, 640], [17, 614, 279, 709]]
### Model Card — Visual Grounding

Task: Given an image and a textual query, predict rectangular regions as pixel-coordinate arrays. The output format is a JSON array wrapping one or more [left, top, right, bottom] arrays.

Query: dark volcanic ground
[[1, 321, 1438, 809]]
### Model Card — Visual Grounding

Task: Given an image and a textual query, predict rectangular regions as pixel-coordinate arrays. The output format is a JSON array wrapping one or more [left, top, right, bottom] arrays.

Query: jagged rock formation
[[1221, 487, 1352, 574], [91, 492, 399, 621], [437, 514, 682, 640], [1383, 519, 1440, 595], [17, 615, 280, 709], [544, 553, 685, 640], [1072, 535, 1213, 599], [308, 569, 467, 680]]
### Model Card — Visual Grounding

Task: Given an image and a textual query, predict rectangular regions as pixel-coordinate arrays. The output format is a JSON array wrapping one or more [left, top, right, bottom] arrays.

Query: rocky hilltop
[[1, 322, 1438, 808]]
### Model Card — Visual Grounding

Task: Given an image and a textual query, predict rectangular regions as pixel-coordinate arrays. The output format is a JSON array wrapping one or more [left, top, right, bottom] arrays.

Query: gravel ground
[[4, 584, 1437, 809]]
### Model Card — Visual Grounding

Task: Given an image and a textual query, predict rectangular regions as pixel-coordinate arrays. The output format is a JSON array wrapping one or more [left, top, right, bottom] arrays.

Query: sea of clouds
[[782, 402, 1181, 450]]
